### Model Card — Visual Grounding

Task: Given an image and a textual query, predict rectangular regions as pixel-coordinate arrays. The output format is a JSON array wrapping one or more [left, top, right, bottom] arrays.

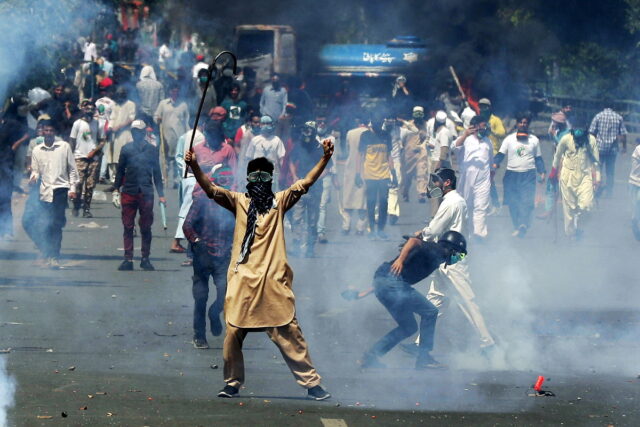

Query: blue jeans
[[598, 150, 617, 197], [192, 250, 230, 339], [367, 274, 438, 360]]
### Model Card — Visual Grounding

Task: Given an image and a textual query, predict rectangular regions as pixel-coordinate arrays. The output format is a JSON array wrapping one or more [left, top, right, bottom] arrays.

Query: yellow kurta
[[552, 134, 600, 235], [488, 114, 506, 154], [211, 179, 311, 328]]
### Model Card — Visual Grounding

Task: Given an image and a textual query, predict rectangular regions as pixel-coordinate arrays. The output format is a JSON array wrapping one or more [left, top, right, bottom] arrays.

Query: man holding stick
[[184, 139, 333, 401]]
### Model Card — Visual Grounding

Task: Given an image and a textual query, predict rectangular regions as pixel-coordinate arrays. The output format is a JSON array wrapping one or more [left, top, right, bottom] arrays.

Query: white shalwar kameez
[[454, 134, 493, 237]]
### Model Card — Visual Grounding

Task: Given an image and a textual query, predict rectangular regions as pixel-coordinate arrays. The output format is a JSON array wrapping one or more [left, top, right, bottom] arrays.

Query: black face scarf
[[236, 181, 274, 269]]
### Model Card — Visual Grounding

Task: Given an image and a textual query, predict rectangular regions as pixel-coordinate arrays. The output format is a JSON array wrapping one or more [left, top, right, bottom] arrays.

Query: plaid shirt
[[182, 190, 234, 257], [589, 108, 627, 154]]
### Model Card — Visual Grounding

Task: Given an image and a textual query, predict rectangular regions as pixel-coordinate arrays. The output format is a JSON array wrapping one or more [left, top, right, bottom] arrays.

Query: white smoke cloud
[[0, 356, 15, 427], [0, 0, 101, 103]]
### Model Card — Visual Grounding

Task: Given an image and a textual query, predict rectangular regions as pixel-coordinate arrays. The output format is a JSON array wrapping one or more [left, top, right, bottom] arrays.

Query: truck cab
[[234, 25, 297, 89]]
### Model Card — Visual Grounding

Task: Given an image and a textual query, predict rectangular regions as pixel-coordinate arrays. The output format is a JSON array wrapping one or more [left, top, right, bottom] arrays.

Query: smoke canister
[[533, 376, 545, 392]]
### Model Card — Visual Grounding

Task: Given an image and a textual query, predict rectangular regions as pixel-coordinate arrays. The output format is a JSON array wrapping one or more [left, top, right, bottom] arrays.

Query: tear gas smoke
[[0, 0, 101, 103], [0, 356, 15, 427]]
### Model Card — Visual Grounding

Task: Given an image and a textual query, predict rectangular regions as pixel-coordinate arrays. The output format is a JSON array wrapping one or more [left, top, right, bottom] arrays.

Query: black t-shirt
[[375, 240, 448, 285], [290, 139, 327, 178], [0, 118, 24, 167]]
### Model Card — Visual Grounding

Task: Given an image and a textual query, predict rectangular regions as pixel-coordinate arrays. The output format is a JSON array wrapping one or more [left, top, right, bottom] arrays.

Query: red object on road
[[534, 376, 545, 392]]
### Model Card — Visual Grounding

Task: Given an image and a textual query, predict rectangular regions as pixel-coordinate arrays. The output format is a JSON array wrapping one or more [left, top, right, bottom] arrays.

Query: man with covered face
[[403, 168, 495, 354], [114, 120, 166, 271], [357, 111, 397, 240], [289, 121, 326, 256], [550, 124, 600, 238], [400, 106, 429, 203], [69, 100, 106, 218], [314, 115, 338, 243], [259, 74, 287, 123], [359, 229, 468, 370], [477, 98, 506, 212], [107, 86, 136, 207], [454, 115, 494, 240], [493, 113, 546, 237], [184, 139, 334, 401], [244, 115, 286, 191]]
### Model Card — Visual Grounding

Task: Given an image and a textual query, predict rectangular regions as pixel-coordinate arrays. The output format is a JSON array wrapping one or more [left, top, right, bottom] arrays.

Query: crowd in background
[[0, 1, 637, 270]]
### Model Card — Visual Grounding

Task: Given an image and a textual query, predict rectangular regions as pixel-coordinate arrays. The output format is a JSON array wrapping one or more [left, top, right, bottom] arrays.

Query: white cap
[[131, 119, 146, 130], [412, 106, 424, 114], [435, 110, 447, 123]]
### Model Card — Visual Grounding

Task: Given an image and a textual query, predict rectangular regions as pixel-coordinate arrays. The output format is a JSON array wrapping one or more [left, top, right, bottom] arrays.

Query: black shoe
[[82, 210, 93, 218], [399, 343, 419, 357], [415, 354, 446, 370], [217, 385, 239, 398], [118, 260, 133, 271], [307, 385, 331, 401], [517, 224, 527, 238], [193, 337, 209, 349], [209, 310, 223, 337], [140, 258, 155, 271], [389, 215, 398, 225]]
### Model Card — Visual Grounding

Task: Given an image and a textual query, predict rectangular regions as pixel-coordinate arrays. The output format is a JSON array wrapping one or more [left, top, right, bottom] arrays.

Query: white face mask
[[427, 173, 443, 199]]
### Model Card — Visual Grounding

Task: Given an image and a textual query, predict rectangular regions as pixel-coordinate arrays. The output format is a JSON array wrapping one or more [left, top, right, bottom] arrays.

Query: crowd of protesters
[[0, 4, 637, 387]]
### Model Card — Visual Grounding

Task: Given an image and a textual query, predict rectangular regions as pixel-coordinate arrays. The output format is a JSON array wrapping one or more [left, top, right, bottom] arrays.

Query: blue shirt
[[115, 141, 164, 197]]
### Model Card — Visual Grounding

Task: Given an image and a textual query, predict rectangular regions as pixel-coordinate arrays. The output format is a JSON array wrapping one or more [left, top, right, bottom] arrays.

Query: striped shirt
[[589, 108, 627, 154]]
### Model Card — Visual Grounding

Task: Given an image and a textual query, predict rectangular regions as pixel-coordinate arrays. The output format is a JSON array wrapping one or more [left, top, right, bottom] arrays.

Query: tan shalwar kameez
[[341, 126, 368, 232], [401, 120, 429, 200], [552, 134, 600, 236], [210, 179, 321, 389]]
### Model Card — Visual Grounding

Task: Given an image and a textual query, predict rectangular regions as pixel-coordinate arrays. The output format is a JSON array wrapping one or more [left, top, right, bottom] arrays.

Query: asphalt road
[[2, 134, 640, 426]]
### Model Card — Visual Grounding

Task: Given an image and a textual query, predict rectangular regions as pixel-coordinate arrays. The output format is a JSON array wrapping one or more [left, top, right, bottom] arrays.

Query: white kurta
[[454, 134, 493, 237], [107, 100, 136, 164]]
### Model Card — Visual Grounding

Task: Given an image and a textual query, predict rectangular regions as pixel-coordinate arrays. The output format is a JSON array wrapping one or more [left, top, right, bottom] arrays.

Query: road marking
[[320, 418, 348, 427]]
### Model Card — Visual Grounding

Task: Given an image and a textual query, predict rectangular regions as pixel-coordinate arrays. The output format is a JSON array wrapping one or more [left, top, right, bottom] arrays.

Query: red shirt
[[193, 139, 237, 174]]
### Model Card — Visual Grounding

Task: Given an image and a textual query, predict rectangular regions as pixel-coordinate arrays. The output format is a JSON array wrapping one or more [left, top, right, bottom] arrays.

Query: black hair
[[39, 119, 57, 132], [436, 168, 457, 189], [470, 115, 486, 126], [247, 157, 274, 175], [515, 111, 532, 123]]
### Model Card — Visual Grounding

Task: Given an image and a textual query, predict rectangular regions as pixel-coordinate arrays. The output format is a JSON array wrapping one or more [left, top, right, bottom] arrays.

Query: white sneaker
[[112, 191, 121, 208]]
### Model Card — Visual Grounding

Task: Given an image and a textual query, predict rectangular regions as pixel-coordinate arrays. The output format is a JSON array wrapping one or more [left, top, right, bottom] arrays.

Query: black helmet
[[438, 230, 467, 254]]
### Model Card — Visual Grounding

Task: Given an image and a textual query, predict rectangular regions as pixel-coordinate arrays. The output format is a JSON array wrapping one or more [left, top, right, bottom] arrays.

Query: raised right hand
[[184, 149, 196, 165]]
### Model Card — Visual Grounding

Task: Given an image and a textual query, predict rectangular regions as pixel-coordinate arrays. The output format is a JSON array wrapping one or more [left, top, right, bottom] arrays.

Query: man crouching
[[360, 230, 468, 370]]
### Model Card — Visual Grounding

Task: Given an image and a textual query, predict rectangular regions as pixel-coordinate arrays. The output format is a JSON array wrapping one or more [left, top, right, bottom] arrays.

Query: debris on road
[[529, 375, 556, 396], [36, 415, 53, 419], [79, 406, 88, 410], [78, 221, 108, 229], [210, 364, 218, 369], [61, 412, 68, 418], [68, 366, 76, 371], [153, 331, 177, 337]]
